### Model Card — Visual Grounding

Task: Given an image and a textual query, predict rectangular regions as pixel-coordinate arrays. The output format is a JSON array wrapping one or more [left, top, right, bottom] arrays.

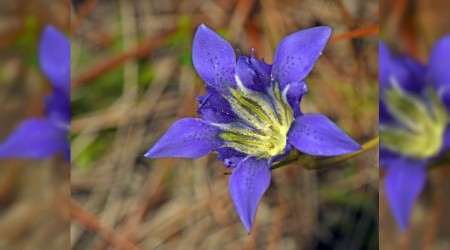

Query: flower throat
[[216, 76, 293, 158], [381, 87, 448, 159]]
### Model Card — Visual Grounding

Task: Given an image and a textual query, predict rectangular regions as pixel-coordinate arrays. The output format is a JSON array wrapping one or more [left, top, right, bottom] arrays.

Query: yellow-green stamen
[[216, 76, 293, 158], [380, 87, 447, 159]]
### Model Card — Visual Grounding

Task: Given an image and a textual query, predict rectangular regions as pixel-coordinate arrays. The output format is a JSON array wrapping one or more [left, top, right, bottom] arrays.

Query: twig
[[71, 0, 99, 36], [330, 25, 379, 42], [306, 136, 379, 169], [72, 28, 176, 87], [271, 136, 379, 171], [71, 198, 142, 250]]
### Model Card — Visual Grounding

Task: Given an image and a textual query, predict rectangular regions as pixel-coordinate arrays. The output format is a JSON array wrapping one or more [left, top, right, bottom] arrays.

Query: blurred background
[[0, 0, 70, 249], [380, 0, 450, 249], [70, 0, 378, 249]]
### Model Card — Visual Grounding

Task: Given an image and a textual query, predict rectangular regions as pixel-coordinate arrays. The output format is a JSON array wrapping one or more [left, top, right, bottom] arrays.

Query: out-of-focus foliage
[[380, 0, 450, 249], [0, 1, 69, 249]]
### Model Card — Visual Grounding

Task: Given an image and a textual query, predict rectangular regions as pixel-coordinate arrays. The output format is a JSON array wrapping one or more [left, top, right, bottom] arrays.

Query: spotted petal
[[272, 26, 331, 90], [0, 118, 68, 159], [288, 114, 361, 156], [229, 157, 271, 233], [384, 158, 426, 231], [39, 25, 70, 96], [144, 118, 222, 159], [192, 24, 236, 94]]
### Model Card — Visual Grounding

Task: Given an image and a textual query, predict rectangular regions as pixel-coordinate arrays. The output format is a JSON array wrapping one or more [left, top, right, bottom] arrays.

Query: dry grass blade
[[71, 29, 176, 87], [71, 198, 142, 250], [71, 0, 99, 36], [330, 25, 379, 42]]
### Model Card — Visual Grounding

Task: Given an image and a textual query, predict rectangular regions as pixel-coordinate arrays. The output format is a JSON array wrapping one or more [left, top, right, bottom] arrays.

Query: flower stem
[[428, 151, 450, 170], [303, 136, 379, 170], [270, 136, 379, 171], [270, 151, 300, 171]]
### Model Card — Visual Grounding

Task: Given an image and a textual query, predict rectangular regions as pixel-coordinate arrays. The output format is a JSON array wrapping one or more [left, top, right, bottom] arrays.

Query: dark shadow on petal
[[196, 87, 238, 124]]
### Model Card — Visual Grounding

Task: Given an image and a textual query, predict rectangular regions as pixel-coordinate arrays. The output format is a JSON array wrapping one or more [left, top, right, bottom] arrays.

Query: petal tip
[[308, 26, 332, 41], [143, 148, 156, 158], [349, 140, 363, 152], [398, 221, 408, 232], [43, 25, 58, 35], [288, 114, 362, 156], [40, 24, 68, 46], [43, 25, 55, 36], [143, 118, 221, 159], [143, 145, 167, 158], [192, 23, 236, 92], [228, 158, 271, 235], [337, 137, 362, 155], [243, 221, 252, 233], [195, 23, 213, 36], [317, 26, 332, 35], [272, 26, 332, 87]]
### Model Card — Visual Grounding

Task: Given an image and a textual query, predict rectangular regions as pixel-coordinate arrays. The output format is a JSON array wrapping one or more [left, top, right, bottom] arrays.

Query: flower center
[[216, 76, 293, 159], [380, 87, 448, 159]]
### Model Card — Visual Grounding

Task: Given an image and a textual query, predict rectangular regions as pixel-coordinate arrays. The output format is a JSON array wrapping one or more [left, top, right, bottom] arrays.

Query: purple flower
[[0, 25, 70, 161], [379, 35, 450, 231], [145, 24, 361, 232]]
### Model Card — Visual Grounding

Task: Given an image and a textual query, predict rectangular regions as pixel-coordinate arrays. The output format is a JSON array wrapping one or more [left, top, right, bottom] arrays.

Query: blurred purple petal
[[379, 42, 390, 88], [229, 157, 271, 233], [288, 114, 361, 156], [384, 158, 426, 231], [144, 118, 222, 159], [379, 148, 399, 170], [63, 143, 71, 162], [45, 89, 70, 126], [442, 126, 450, 151], [428, 35, 450, 89], [0, 118, 68, 159], [379, 99, 393, 125], [439, 86, 450, 111], [192, 24, 236, 94], [390, 57, 426, 94], [380, 40, 426, 94], [39, 25, 70, 96], [272, 26, 331, 90]]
